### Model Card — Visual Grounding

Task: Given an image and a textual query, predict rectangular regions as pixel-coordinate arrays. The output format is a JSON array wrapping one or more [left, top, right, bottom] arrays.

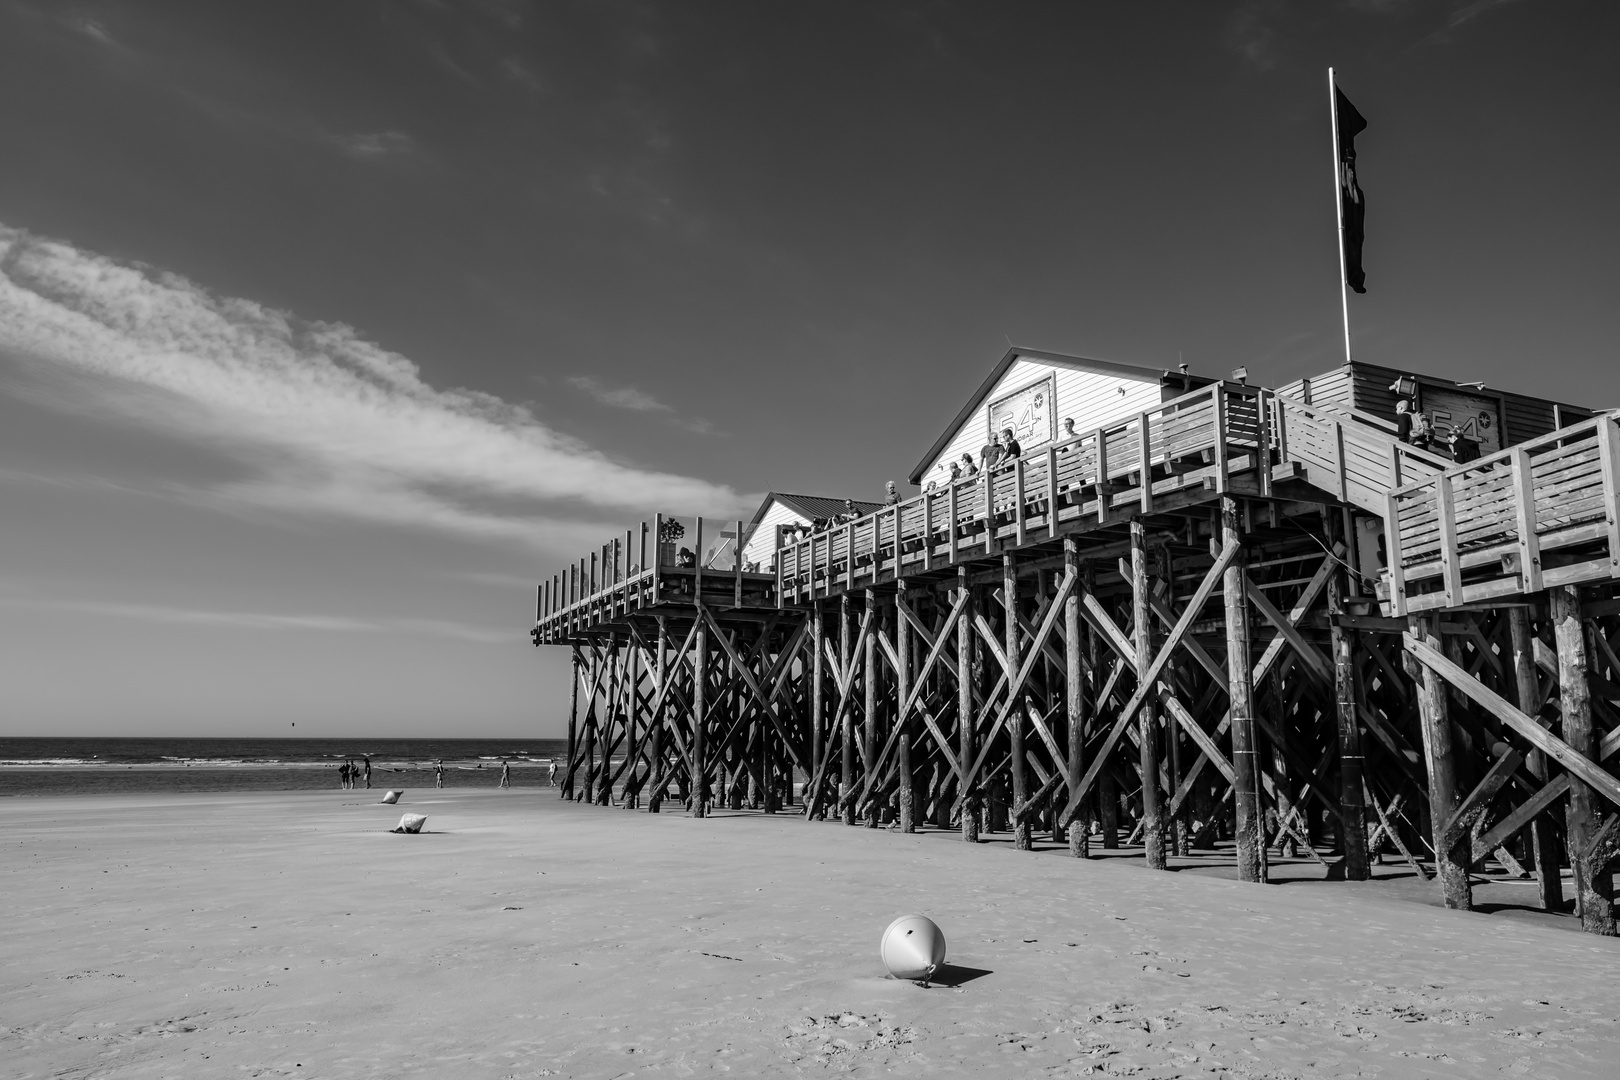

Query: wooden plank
[[1385, 490, 1408, 617], [1441, 747, 1525, 852], [1468, 774, 1572, 868], [1094, 426, 1110, 523], [1211, 387, 1229, 493], [1598, 418, 1620, 577], [1404, 630, 1620, 810], [1138, 412, 1154, 513]]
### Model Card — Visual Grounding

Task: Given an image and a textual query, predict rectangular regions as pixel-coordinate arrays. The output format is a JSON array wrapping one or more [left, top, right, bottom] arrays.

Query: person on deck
[[959, 453, 979, 478], [883, 481, 901, 505], [979, 437, 1003, 474], [999, 427, 1022, 464]]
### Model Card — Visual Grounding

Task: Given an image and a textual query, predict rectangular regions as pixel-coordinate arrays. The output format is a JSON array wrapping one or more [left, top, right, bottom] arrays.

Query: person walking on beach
[[547, 760, 558, 787], [337, 762, 348, 790], [500, 760, 511, 789], [435, 759, 445, 788], [363, 756, 372, 789]]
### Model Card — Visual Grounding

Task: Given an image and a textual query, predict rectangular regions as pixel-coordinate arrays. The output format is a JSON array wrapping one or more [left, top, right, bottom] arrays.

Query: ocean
[[0, 736, 569, 797]]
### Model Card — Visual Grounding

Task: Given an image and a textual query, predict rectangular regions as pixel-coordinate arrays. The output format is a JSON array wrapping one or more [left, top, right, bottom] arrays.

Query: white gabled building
[[907, 346, 1206, 490], [735, 492, 885, 570]]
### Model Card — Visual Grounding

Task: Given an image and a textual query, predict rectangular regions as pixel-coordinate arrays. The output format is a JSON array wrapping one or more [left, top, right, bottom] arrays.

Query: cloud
[[1224, 1, 1283, 71], [0, 223, 754, 548], [0, 595, 513, 644], [566, 374, 723, 434], [566, 375, 671, 412], [332, 131, 415, 158]]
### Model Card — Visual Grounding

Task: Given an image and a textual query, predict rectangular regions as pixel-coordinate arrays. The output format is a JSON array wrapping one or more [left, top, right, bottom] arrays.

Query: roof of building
[[907, 346, 1174, 485], [749, 492, 887, 528]]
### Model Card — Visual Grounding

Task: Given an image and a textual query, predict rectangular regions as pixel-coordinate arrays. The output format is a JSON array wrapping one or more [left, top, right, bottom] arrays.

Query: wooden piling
[[1222, 497, 1263, 882], [1132, 521, 1167, 869], [1005, 554, 1031, 851], [1551, 586, 1615, 934], [1411, 614, 1471, 910], [959, 568, 979, 843], [1507, 605, 1561, 909], [896, 580, 915, 833], [691, 619, 708, 818], [1065, 540, 1089, 858]]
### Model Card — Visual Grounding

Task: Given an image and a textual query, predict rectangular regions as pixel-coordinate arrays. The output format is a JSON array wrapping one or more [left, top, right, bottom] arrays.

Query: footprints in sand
[[783, 1012, 915, 1065]]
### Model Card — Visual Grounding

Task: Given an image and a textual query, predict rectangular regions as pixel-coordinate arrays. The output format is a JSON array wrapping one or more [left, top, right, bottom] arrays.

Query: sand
[[4, 790, 1618, 1078]]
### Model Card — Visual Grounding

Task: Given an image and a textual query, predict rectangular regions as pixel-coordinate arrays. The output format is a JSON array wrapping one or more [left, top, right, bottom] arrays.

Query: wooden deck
[[776, 381, 1272, 601], [1384, 411, 1620, 614]]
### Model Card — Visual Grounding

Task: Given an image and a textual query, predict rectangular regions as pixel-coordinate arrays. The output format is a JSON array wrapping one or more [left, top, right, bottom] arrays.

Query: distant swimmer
[[500, 760, 511, 789], [435, 759, 445, 788]]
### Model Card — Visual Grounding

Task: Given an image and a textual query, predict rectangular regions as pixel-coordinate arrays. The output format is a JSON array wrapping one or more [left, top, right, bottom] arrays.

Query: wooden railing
[[1384, 413, 1620, 614], [1272, 395, 1451, 516], [775, 381, 1271, 603], [532, 515, 771, 643]]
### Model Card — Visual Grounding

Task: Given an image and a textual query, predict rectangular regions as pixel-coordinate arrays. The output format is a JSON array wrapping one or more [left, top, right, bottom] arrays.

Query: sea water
[[0, 737, 569, 797]]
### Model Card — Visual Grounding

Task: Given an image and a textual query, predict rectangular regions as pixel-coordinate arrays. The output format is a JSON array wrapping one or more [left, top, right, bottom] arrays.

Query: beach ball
[[881, 914, 946, 982]]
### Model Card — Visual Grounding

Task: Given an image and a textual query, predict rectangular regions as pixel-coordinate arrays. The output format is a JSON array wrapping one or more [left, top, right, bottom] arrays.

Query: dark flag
[[1335, 86, 1368, 293]]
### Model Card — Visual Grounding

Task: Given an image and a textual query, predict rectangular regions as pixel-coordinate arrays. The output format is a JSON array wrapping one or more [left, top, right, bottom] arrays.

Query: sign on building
[[1422, 387, 1502, 456], [987, 375, 1056, 450]]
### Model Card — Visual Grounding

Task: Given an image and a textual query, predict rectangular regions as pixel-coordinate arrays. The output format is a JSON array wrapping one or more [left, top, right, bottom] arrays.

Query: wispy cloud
[[566, 374, 723, 434], [567, 375, 671, 412], [1224, 1, 1284, 71], [0, 223, 754, 548], [0, 595, 513, 644], [332, 130, 414, 158]]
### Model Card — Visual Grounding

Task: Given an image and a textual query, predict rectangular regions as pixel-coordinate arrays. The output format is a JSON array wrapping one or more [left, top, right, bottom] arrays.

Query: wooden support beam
[[864, 589, 880, 828], [896, 581, 915, 833], [1550, 586, 1616, 935], [690, 619, 708, 817], [1005, 554, 1031, 851], [1507, 606, 1562, 910], [1224, 499, 1263, 883], [959, 568, 979, 843], [1132, 522, 1167, 868], [1328, 512, 1370, 881], [1066, 541, 1089, 858], [1410, 615, 1472, 910]]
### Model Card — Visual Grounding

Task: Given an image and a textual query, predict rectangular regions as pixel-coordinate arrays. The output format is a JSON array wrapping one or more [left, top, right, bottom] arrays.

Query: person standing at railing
[[883, 481, 901, 505], [999, 427, 1022, 464], [979, 436, 1004, 475], [959, 453, 979, 478]]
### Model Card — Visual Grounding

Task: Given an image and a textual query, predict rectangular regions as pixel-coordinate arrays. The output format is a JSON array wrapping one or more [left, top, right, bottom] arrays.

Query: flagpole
[[1329, 67, 1352, 366]]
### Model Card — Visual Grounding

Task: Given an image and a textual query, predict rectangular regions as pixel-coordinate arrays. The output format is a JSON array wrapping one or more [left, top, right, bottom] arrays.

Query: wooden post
[[811, 600, 825, 818], [959, 567, 979, 843], [1005, 553, 1031, 850], [864, 588, 880, 828], [1223, 497, 1264, 882], [624, 637, 641, 809], [1508, 606, 1562, 910], [1551, 586, 1615, 934], [564, 648, 580, 800], [1132, 521, 1166, 868], [598, 638, 617, 805], [1328, 516, 1370, 880], [1411, 614, 1471, 909], [691, 619, 708, 818], [840, 593, 856, 826], [647, 618, 668, 812], [896, 580, 915, 833], [1066, 539, 1089, 858]]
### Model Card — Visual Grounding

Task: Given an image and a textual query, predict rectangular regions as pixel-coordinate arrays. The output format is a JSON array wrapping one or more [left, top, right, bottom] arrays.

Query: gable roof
[[749, 492, 886, 527], [907, 346, 1169, 485]]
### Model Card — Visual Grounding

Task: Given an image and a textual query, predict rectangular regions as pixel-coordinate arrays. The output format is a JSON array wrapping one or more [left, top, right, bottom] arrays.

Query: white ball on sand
[[392, 813, 427, 834], [881, 914, 946, 983]]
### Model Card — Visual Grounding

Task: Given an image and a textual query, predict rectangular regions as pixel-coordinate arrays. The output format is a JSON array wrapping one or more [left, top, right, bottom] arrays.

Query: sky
[[1, 0, 1615, 738]]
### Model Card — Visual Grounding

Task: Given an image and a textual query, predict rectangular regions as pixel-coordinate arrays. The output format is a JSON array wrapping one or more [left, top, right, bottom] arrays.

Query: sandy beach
[[4, 790, 1618, 1078]]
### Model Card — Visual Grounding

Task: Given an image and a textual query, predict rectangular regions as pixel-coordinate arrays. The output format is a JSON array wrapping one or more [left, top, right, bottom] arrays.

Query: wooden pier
[[533, 357, 1620, 933]]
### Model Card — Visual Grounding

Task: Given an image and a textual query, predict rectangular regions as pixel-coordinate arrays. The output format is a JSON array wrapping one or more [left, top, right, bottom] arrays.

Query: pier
[[533, 351, 1620, 932]]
